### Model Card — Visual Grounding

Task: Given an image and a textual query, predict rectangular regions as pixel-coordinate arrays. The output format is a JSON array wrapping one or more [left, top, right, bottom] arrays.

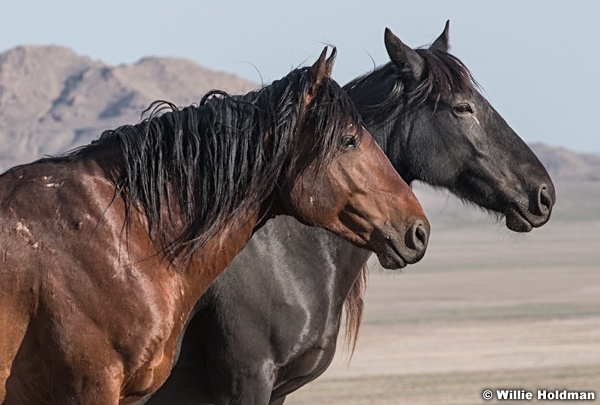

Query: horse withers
[[144, 22, 555, 405], [0, 48, 428, 404]]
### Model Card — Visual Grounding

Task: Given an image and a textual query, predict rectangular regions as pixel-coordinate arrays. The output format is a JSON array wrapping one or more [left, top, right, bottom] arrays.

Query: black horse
[[142, 22, 555, 405]]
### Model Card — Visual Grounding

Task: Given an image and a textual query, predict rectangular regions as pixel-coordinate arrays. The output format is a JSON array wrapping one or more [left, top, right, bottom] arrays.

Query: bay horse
[[0, 48, 430, 404], [142, 22, 556, 404]]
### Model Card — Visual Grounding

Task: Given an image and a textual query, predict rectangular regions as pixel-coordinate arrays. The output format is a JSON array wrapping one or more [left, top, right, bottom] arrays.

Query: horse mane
[[341, 48, 477, 356], [71, 64, 361, 260], [344, 262, 368, 359], [344, 48, 477, 134]]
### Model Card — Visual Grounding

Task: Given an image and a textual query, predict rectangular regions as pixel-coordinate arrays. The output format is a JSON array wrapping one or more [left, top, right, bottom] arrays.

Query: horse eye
[[341, 135, 358, 149], [453, 104, 473, 114]]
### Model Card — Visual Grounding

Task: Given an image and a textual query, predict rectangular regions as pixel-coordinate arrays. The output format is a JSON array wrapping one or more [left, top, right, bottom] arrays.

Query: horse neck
[[178, 209, 263, 302], [289, 219, 372, 321], [299, 222, 372, 349]]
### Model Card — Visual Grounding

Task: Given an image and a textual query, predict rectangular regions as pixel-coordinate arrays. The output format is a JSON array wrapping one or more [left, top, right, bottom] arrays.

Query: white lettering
[[496, 389, 532, 400], [538, 390, 596, 400]]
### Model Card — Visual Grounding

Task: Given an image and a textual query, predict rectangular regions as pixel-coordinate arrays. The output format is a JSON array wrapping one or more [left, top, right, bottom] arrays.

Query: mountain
[[0, 45, 256, 170], [0, 45, 598, 183], [530, 143, 600, 182]]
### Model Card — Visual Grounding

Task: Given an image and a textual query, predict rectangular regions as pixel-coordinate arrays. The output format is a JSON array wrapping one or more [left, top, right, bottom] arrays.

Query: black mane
[[344, 48, 477, 131], [77, 65, 361, 258]]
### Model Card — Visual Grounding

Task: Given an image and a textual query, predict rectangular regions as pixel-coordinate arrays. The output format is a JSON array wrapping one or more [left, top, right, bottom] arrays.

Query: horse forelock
[[411, 48, 478, 106], [90, 65, 358, 261], [303, 74, 363, 173], [344, 48, 478, 131]]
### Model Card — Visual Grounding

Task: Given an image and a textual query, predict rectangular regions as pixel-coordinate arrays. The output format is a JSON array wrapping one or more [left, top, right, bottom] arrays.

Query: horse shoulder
[[0, 159, 188, 400]]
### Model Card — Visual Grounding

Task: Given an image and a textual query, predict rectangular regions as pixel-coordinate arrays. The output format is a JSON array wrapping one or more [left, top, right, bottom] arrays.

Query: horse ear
[[384, 28, 424, 81], [430, 20, 450, 52], [325, 47, 337, 76], [308, 47, 330, 100]]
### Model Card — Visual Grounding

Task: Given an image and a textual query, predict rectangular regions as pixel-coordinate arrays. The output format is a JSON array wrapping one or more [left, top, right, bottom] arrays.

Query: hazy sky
[[1, 1, 598, 153]]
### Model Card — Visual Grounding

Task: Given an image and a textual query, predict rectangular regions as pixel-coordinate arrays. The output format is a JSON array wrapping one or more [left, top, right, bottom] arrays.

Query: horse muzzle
[[505, 182, 555, 232], [372, 219, 430, 269]]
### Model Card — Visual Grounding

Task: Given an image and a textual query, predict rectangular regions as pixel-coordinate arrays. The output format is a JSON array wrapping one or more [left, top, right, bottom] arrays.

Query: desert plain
[[287, 179, 600, 405]]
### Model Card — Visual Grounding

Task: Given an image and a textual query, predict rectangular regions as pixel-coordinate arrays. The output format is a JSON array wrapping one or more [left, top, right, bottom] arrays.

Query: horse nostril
[[406, 221, 429, 253], [537, 184, 554, 215]]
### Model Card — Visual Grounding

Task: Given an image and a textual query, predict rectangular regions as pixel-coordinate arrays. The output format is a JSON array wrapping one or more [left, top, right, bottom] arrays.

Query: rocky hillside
[[0, 45, 256, 169], [530, 143, 600, 182]]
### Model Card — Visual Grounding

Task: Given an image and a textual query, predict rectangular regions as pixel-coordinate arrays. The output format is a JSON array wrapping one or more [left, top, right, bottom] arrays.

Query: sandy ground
[[286, 182, 600, 404]]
